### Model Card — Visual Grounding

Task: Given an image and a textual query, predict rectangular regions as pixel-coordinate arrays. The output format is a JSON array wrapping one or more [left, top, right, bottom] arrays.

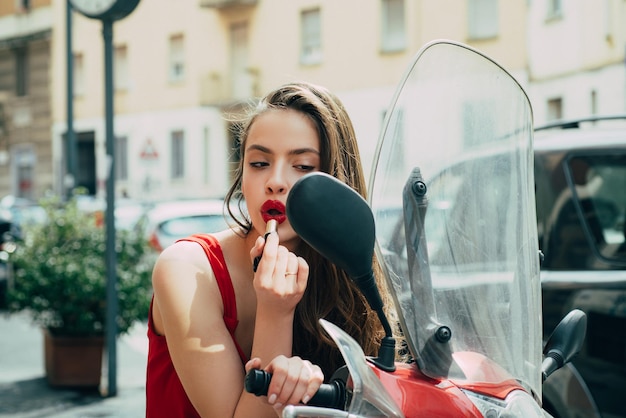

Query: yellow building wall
[[0, 0, 51, 16]]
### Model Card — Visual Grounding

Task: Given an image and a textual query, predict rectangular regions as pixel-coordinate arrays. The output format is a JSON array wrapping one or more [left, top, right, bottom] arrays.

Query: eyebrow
[[246, 144, 320, 156]]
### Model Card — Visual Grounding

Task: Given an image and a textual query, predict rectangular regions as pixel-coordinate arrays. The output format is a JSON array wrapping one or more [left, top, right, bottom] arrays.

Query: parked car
[[113, 198, 154, 231], [0, 208, 13, 308], [534, 116, 626, 418], [141, 199, 232, 252], [373, 115, 626, 418], [71, 194, 156, 232], [0, 195, 47, 231], [0, 196, 47, 309]]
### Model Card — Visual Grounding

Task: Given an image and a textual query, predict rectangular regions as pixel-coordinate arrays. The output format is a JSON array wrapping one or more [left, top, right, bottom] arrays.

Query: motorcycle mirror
[[541, 309, 587, 382], [286, 172, 396, 371], [286, 172, 376, 290]]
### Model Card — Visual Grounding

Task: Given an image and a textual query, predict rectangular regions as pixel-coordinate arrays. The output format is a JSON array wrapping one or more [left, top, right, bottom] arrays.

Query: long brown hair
[[224, 81, 388, 378]]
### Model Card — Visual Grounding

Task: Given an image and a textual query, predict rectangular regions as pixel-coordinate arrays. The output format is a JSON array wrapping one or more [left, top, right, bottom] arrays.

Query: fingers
[[264, 356, 324, 409], [245, 357, 262, 373], [256, 246, 290, 293], [294, 256, 309, 293], [302, 363, 324, 405], [250, 229, 279, 276], [251, 231, 308, 298]]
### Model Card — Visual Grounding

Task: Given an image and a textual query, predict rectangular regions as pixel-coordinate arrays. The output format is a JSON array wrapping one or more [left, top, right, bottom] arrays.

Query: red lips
[[261, 200, 287, 224]]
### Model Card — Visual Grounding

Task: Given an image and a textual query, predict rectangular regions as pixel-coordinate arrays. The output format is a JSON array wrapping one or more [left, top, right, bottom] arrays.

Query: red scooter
[[246, 40, 587, 418]]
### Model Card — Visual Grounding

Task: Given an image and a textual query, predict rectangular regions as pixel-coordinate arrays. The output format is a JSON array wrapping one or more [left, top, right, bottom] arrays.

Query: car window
[[159, 215, 229, 237], [565, 155, 626, 262]]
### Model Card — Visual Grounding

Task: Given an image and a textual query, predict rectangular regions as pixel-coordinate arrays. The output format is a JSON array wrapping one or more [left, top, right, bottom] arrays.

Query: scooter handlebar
[[244, 369, 346, 410]]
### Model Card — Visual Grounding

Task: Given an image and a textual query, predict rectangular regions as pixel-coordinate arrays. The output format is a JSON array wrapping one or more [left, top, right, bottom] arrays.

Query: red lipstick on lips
[[261, 200, 287, 224]]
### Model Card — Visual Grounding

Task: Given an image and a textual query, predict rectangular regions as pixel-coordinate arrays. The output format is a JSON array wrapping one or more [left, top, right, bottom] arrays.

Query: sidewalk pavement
[[0, 311, 149, 418]]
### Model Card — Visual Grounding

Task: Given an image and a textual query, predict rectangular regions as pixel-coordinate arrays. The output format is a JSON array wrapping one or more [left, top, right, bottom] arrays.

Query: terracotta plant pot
[[44, 329, 104, 388]]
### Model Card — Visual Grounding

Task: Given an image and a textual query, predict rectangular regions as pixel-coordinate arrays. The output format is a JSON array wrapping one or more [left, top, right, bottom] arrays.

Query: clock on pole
[[68, 0, 140, 21]]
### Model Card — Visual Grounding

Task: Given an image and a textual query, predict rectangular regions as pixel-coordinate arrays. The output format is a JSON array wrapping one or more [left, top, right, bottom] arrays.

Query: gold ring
[[285, 272, 297, 276]]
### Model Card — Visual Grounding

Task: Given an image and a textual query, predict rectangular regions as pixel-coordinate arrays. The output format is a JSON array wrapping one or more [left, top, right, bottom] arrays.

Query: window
[[73, 53, 85, 97], [300, 8, 322, 65], [564, 155, 626, 260], [546, 0, 563, 19], [467, 0, 499, 40], [547, 97, 563, 121], [168, 34, 185, 83], [381, 0, 406, 52], [14, 147, 35, 199], [171, 130, 185, 179], [16, 0, 30, 12], [14, 47, 28, 97], [230, 22, 251, 99], [114, 45, 129, 91], [115, 136, 128, 181]]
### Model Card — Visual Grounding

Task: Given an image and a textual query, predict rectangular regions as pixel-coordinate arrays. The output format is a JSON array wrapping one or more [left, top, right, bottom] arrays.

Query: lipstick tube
[[253, 219, 277, 272]]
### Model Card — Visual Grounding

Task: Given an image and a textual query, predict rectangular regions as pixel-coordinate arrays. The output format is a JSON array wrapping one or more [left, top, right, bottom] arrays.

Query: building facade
[[47, 0, 529, 202], [527, 0, 626, 126], [0, 0, 54, 201], [2, 0, 624, 202]]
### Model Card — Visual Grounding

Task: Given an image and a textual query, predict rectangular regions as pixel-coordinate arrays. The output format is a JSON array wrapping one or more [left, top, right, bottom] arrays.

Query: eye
[[295, 164, 316, 172], [249, 161, 269, 168]]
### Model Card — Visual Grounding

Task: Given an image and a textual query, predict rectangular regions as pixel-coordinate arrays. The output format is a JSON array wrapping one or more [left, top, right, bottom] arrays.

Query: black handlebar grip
[[245, 369, 271, 396], [244, 369, 345, 410]]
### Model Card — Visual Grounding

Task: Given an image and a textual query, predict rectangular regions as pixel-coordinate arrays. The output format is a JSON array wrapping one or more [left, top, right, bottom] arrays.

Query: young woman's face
[[242, 108, 321, 243]]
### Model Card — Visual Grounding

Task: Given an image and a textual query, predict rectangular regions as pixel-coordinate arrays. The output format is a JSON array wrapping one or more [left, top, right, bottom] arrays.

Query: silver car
[[142, 199, 232, 252]]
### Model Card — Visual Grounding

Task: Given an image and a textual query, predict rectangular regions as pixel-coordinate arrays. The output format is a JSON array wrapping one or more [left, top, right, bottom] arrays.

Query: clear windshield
[[368, 40, 542, 398]]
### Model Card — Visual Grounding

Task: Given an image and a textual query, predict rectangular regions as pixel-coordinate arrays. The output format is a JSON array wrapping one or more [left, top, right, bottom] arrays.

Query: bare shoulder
[[156, 239, 210, 266], [151, 229, 246, 305], [151, 239, 222, 336], [151, 239, 216, 297]]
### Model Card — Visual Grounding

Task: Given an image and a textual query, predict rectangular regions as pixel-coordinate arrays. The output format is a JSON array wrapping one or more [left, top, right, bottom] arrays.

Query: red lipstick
[[261, 200, 287, 224]]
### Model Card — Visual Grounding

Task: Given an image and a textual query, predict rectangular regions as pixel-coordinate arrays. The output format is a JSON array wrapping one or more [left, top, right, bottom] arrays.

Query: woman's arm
[[152, 241, 277, 417], [245, 231, 324, 411], [152, 236, 322, 417]]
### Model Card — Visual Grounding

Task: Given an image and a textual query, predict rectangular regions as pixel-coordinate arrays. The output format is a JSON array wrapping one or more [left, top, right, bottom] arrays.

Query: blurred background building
[[0, 0, 624, 202], [0, 0, 54, 201]]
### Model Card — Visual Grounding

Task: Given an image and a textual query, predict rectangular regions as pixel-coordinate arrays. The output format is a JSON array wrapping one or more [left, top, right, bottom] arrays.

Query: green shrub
[[7, 194, 155, 337]]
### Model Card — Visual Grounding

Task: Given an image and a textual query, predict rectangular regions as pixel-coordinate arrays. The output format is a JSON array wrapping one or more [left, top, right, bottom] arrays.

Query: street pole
[[67, 0, 140, 399], [102, 19, 118, 397], [66, 0, 76, 198]]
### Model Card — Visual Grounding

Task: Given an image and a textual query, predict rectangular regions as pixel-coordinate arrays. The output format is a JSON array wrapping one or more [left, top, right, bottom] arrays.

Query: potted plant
[[6, 192, 155, 388]]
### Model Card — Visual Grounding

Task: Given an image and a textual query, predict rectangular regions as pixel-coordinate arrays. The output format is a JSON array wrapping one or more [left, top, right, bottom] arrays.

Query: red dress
[[145, 234, 248, 417]]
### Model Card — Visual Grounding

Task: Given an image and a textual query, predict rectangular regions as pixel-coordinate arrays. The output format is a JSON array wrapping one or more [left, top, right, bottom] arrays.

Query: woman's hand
[[245, 356, 324, 413], [250, 230, 308, 315], [248, 230, 315, 416]]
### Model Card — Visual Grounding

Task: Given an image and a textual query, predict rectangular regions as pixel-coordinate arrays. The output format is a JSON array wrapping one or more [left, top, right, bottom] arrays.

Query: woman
[[146, 81, 388, 417]]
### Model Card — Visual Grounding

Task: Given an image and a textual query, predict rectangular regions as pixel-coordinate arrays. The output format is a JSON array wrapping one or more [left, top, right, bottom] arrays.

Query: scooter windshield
[[369, 41, 542, 398]]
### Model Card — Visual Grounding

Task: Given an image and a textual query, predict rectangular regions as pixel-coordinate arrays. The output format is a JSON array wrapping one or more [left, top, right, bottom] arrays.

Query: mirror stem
[[370, 335, 396, 372], [354, 271, 396, 371]]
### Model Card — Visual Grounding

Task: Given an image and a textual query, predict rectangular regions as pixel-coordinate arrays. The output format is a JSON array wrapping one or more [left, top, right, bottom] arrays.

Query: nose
[[266, 164, 288, 195]]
